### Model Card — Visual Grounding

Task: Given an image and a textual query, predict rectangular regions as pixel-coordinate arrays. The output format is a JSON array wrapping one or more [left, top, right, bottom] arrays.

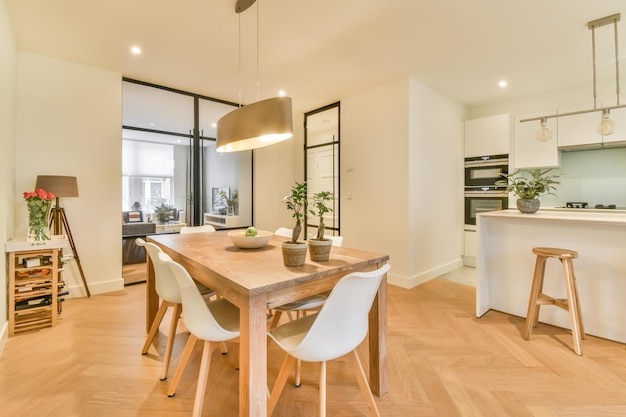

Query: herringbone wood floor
[[2, 269, 626, 416]]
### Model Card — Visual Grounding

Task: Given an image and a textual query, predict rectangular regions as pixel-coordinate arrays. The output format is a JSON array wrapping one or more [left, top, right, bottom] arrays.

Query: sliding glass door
[[122, 79, 252, 229]]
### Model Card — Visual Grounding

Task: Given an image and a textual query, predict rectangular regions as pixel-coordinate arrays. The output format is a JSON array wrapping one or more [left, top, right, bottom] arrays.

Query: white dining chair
[[178, 224, 217, 295], [136, 238, 190, 381], [157, 252, 240, 417], [137, 238, 219, 382], [180, 224, 216, 234], [274, 227, 293, 239], [270, 229, 344, 386], [267, 263, 390, 417], [269, 234, 343, 325]]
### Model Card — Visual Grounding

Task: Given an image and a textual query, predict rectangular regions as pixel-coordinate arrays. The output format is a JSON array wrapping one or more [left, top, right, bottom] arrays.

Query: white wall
[[253, 112, 304, 234], [15, 52, 123, 297], [0, 0, 17, 352], [407, 79, 465, 286], [342, 79, 410, 282], [341, 78, 465, 287]]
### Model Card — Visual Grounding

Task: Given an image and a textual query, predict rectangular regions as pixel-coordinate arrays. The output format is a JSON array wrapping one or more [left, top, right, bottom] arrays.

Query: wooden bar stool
[[523, 247, 585, 355]]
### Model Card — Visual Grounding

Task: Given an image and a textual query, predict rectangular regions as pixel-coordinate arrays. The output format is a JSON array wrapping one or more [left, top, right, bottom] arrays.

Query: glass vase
[[28, 200, 52, 245]]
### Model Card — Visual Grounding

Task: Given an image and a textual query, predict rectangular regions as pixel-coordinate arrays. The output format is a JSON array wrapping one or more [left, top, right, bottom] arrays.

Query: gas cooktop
[[565, 202, 618, 209]]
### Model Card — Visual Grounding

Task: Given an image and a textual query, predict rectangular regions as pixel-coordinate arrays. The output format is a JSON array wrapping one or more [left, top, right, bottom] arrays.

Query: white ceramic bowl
[[227, 230, 273, 249]]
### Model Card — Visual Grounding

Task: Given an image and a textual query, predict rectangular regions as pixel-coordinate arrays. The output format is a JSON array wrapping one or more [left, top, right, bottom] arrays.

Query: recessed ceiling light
[[131, 46, 142, 55], [499, 80, 508, 88], [211, 122, 217, 128], [278, 90, 286, 97]]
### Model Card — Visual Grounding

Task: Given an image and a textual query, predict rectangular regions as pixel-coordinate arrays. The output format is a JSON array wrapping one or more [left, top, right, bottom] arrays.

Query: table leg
[[239, 294, 268, 417], [368, 270, 389, 396]]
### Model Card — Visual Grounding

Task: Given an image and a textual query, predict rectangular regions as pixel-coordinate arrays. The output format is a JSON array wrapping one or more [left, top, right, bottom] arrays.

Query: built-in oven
[[464, 154, 509, 226], [464, 190, 509, 226], [464, 154, 509, 191]]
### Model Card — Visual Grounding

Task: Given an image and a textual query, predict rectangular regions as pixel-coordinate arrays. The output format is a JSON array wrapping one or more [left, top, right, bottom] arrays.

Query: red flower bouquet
[[24, 188, 55, 243]]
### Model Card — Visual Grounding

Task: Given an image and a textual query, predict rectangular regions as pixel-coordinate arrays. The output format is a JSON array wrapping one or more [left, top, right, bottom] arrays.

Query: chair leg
[[269, 311, 283, 329], [562, 259, 583, 356], [570, 264, 586, 339], [142, 301, 170, 354], [295, 359, 302, 387], [524, 256, 546, 340], [319, 361, 327, 417], [191, 341, 218, 417], [268, 355, 296, 416], [161, 303, 182, 380], [168, 333, 199, 397], [349, 350, 381, 417]]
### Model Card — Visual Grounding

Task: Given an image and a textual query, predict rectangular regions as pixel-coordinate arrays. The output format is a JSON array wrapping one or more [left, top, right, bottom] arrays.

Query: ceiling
[[6, 0, 626, 116]]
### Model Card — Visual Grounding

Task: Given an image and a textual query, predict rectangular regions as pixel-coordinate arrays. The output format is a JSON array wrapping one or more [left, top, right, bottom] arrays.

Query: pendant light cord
[[256, 0, 260, 102], [592, 25, 597, 109], [614, 17, 620, 106], [238, 14, 242, 108]]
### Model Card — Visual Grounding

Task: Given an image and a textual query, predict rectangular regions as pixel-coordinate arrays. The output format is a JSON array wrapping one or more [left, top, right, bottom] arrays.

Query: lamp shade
[[216, 96, 293, 153], [35, 175, 79, 197]]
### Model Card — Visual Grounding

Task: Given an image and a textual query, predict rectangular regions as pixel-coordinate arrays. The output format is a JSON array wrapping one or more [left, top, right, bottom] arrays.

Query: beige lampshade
[[216, 96, 293, 153], [35, 175, 79, 198]]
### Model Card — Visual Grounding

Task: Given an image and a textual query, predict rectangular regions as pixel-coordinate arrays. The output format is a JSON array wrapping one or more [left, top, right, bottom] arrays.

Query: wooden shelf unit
[[7, 247, 63, 336]]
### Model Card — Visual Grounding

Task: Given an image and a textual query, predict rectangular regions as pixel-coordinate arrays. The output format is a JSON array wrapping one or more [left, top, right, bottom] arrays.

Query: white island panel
[[477, 209, 626, 343]]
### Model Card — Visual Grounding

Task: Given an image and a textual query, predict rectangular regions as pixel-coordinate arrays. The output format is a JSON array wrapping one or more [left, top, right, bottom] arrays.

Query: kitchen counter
[[483, 207, 626, 224], [476, 208, 626, 343]]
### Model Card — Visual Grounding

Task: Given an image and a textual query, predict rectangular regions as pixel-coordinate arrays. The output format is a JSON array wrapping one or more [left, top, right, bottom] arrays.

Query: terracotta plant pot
[[308, 239, 332, 262], [517, 198, 540, 214], [281, 242, 308, 267]]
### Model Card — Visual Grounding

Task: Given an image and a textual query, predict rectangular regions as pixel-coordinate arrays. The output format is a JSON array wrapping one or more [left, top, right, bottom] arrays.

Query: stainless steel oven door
[[464, 156, 508, 188], [464, 191, 508, 226]]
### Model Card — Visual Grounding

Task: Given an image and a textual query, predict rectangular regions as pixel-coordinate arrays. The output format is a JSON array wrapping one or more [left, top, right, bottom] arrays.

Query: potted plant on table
[[281, 181, 308, 267], [154, 202, 175, 224], [307, 191, 335, 262], [495, 168, 560, 213]]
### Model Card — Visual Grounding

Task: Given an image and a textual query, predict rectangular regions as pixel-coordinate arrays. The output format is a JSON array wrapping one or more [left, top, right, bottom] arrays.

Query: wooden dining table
[[146, 231, 390, 417]]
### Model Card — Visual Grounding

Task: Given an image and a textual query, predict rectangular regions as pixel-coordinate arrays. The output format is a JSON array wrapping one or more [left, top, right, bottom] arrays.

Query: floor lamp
[[35, 175, 90, 297]]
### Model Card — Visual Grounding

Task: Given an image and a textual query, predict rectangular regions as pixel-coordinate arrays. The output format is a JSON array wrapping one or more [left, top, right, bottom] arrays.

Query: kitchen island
[[477, 209, 626, 343]]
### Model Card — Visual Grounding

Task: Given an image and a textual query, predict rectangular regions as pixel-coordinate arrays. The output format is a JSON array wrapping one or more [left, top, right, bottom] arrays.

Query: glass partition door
[[305, 102, 340, 237], [122, 79, 252, 229]]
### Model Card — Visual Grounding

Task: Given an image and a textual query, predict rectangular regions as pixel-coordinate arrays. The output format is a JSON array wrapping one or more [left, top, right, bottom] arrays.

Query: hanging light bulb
[[535, 118, 552, 142], [596, 109, 616, 136]]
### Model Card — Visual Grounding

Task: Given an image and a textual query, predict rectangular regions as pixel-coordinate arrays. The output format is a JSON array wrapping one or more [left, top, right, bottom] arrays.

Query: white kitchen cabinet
[[558, 106, 626, 149], [514, 112, 560, 169], [464, 113, 511, 157], [463, 230, 477, 267]]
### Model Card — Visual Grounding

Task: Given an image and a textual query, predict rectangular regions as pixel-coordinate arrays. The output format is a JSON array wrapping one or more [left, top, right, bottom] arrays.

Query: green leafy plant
[[310, 191, 335, 241], [154, 202, 175, 223], [495, 168, 560, 199], [219, 189, 238, 214], [283, 181, 307, 243]]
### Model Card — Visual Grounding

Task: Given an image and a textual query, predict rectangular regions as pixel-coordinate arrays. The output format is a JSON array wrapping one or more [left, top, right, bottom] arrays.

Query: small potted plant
[[281, 181, 308, 267], [495, 168, 560, 213], [307, 191, 335, 262], [154, 202, 175, 224]]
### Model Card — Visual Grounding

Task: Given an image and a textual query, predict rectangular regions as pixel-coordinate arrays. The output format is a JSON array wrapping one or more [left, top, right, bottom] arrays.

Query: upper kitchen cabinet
[[514, 112, 560, 169], [464, 113, 511, 157], [557, 106, 626, 150]]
